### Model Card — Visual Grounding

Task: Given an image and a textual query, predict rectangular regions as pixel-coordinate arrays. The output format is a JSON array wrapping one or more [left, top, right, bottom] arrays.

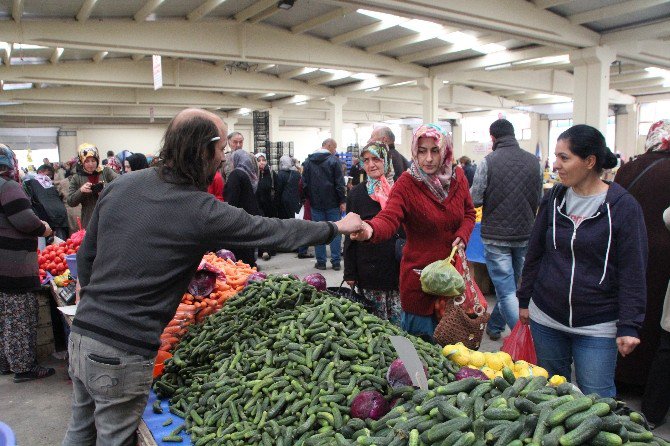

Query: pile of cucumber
[[152, 275, 456, 445], [341, 370, 669, 446]]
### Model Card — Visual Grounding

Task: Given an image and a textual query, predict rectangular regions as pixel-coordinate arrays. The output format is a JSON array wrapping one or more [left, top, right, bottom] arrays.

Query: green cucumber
[[420, 417, 472, 443], [483, 406, 521, 421], [564, 402, 611, 430], [558, 414, 603, 446], [542, 426, 565, 446], [590, 431, 623, 446], [546, 397, 593, 427]]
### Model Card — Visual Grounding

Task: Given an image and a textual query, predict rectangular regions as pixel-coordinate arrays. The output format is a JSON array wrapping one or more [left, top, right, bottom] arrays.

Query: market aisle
[[1, 252, 668, 444]]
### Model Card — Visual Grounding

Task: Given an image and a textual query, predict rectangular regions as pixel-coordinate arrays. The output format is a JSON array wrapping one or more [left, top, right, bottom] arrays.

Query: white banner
[[152, 55, 162, 90]]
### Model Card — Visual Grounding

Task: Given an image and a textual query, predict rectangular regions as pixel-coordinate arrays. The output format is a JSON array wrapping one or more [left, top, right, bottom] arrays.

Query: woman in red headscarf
[[614, 120, 670, 425], [351, 124, 475, 340]]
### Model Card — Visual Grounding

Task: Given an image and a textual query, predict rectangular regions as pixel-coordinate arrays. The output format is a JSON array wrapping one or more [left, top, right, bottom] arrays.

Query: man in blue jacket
[[302, 138, 347, 270]]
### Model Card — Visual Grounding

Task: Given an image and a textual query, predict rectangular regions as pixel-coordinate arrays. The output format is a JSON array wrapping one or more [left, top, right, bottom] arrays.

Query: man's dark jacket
[[302, 151, 346, 210]]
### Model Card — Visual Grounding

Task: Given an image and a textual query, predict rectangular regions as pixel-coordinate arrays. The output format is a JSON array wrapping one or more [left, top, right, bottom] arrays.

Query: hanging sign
[[152, 55, 162, 90]]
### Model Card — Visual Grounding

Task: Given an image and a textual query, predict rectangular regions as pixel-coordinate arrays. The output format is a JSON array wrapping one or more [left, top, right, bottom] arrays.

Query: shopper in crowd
[[126, 153, 150, 172], [116, 149, 133, 175], [349, 155, 367, 187], [276, 155, 301, 220], [459, 156, 476, 187], [56, 160, 82, 234], [303, 138, 346, 271], [67, 143, 118, 228], [222, 131, 258, 180], [614, 120, 670, 410], [255, 152, 278, 261], [101, 150, 114, 166], [224, 150, 262, 267], [0, 144, 55, 383], [62, 108, 363, 445], [23, 164, 69, 240], [344, 142, 401, 325], [642, 205, 670, 428], [517, 124, 647, 397], [368, 126, 411, 181], [207, 169, 225, 202], [351, 124, 476, 340], [53, 162, 67, 184], [470, 119, 543, 340]]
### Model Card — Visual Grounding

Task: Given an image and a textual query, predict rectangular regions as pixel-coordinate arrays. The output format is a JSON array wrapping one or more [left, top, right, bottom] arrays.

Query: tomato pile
[[38, 237, 82, 279]]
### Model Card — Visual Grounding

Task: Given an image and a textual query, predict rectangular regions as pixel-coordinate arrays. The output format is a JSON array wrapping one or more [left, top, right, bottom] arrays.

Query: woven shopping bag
[[433, 247, 489, 350]]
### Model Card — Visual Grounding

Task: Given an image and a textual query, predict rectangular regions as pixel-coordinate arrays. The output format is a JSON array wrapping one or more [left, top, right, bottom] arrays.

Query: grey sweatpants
[[62, 332, 154, 446]]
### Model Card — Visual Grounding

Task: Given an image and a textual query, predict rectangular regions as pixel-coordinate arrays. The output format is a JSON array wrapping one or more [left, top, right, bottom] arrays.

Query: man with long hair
[[63, 109, 364, 445]]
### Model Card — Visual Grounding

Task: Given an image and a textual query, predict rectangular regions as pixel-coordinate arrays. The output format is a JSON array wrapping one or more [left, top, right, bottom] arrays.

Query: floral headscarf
[[360, 142, 395, 209], [0, 143, 20, 182], [232, 150, 259, 192], [77, 143, 103, 173], [409, 123, 453, 202], [645, 120, 670, 152]]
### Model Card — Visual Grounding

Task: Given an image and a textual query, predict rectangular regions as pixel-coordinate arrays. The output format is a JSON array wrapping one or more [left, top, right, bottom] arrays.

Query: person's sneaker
[[332, 264, 341, 271], [297, 253, 314, 259], [486, 329, 501, 341], [14, 365, 55, 383], [261, 252, 271, 261], [314, 263, 327, 270]]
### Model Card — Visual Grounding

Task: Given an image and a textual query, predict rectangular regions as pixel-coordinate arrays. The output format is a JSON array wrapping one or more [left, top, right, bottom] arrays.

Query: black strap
[[626, 158, 670, 191]]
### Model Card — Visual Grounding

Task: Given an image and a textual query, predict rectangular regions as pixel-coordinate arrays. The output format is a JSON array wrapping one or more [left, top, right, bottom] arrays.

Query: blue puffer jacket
[[518, 182, 648, 338], [302, 150, 346, 210]]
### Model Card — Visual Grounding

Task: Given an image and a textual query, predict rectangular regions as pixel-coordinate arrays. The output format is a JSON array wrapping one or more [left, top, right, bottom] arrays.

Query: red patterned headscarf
[[645, 120, 670, 152], [409, 123, 454, 202]]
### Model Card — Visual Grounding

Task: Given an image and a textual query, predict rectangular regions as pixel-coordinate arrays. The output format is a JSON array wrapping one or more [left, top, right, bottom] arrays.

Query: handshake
[[334, 213, 374, 241]]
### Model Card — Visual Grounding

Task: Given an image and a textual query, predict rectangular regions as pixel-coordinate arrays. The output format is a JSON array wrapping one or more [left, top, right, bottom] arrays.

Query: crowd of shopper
[[1, 111, 669, 442]]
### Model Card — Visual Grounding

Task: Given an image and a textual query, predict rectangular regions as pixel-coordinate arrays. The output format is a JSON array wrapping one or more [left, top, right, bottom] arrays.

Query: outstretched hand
[[349, 221, 373, 241], [334, 212, 364, 235]]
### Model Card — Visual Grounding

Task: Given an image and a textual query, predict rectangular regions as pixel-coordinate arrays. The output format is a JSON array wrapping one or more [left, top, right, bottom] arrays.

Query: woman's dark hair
[[158, 115, 219, 189], [127, 153, 149, 171], [558, 124, 618, 172]]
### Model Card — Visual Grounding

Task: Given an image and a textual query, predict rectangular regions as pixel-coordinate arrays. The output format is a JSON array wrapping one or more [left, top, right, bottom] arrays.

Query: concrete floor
[[1, 251, 667, 444]]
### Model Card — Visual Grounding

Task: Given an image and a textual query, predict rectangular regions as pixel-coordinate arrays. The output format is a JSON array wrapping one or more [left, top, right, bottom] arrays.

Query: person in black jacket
[[224, 150, 261, 267], [23, 164, 69, 240], [276, 155, 301, 219], [517, 124, 647, 398], [302, 138, 346, 270], [459, 156, 476, 187], [344, 142, 400, 325], [255, 153, 277, 260]]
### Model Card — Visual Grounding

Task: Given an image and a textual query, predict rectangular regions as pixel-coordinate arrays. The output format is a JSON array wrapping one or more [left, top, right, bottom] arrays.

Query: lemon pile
[[442, 342, 566, 385]]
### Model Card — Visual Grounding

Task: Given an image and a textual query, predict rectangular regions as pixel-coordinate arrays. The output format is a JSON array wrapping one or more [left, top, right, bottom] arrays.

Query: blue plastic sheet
[[465, 222, 485, 264], [142, 390, 191, 446]]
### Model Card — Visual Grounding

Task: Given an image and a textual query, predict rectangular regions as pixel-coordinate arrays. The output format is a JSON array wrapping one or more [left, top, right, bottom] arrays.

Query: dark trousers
[[642, 330, 670, 424]]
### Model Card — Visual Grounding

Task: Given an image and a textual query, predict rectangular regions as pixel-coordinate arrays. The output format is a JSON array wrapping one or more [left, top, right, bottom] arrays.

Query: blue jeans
[[530, 320, 618, 397], [311, 207, 342, 266], [484, 243, 527, 335]]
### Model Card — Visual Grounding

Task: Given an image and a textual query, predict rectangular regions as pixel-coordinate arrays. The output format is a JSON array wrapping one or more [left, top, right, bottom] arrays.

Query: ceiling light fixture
[[277, 0, 295, 10], [2, 82, 33, 91], [295, 101, 308, 105], [365, 87, 380, 92]]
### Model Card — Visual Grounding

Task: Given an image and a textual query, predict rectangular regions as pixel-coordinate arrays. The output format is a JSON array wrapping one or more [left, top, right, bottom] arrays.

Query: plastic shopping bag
[[501, 321, 537, 364], [420, 246, 465, 297]]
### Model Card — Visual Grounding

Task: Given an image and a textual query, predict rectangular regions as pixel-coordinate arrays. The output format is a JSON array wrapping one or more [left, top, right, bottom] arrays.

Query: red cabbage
[[245, 271, 268, 285], [386, 358, 428, 389], [455, 367, 489, 381], [188, 270, 217, 297], [303, 273, 327, 291], [350, 390, 390, 420], [215, 249, 236, 262]]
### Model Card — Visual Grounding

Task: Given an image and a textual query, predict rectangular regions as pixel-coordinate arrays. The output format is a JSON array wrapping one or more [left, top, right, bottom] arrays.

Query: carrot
[[163, 326, 180, 334]]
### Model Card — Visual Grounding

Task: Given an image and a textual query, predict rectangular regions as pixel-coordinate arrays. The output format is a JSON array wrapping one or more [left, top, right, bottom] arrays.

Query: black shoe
[[314, 263, 327, 270], [332, 264, 341, 271], [297, 253, 314, 259], [486, 329, 501, 341], [14, 365, 55, 383]]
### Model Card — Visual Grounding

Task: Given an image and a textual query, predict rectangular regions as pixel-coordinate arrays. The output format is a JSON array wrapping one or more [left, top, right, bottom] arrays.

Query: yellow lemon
[[517, 367, 532, 378], [549, 375, 567, 386], [469, 351, 486, 368], [442, 344, 458, 357], [481, 367, 496, 380], [532, 366, 549, 378], [496, 351, 514, 368], [451, 351, 471, 367], [484, 352, 504, 371], [514, 360, 530, 374]]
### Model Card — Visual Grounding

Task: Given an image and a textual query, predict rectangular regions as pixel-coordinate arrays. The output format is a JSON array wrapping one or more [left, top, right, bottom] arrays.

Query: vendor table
[[48, 281, 163, 446]]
